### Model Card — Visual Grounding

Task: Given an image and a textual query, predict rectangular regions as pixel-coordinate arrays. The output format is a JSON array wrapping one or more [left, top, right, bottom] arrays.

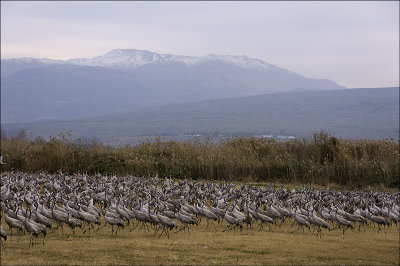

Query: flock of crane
[[0, 171, 399, 248]]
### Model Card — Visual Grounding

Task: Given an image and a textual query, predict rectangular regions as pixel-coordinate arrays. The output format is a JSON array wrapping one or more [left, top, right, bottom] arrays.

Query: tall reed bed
[[1, 132, 398, 187]]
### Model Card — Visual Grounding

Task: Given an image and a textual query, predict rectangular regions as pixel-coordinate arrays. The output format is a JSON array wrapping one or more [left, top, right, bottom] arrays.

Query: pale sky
[[1, 1, 399, 88]]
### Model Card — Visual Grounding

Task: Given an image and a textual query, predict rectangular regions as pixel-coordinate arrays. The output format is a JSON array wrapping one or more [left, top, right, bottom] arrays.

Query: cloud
[[1, 1, 398, 87]]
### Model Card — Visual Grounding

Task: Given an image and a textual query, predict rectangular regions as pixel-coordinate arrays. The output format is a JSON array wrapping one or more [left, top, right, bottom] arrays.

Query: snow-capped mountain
[[1, 49, 347, 123], [4, 49, 294, 73], [67, 49, 167, 68]]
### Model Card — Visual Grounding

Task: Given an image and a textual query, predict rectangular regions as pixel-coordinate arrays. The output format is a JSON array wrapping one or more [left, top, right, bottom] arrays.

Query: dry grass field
[[2, 132, 399, 188], [1, 215, 398, 265]]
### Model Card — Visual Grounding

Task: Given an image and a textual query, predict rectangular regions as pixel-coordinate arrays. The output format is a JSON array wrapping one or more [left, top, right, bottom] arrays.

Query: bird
[[290, 207, 310, 234], [78, 204, 100, 236], [174, 211, 197, 233], [199, 201, 219, 231], [367, 213, 389, 234], [66, 213, 82, 235], [1, 170, 399, 243], [333, 211, 354, 236], [51, 203, 68, 235], [255, 203, 275, 232], [155, 205, 177, 239], [4, 213, 25, 238], [308, 211, 330, 238], [23, 215, 41, 247], [31, 208, 52, 229], [103, 209, 124, 235], [131, 207, 151, 232], [0, 225, 7, 249], [26, 212, 47, 246], [222, 211, 243, 233]]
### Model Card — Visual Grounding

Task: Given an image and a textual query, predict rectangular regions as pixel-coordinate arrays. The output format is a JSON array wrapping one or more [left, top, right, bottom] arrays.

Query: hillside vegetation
[[4, 87, 399, 142], [1, 131, 398, 188]]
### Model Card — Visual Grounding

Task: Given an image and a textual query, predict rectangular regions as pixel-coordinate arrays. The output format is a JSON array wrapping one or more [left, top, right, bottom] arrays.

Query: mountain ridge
[[3, 87, 398, 143], [1, 49, 347, 123], [3, 49, 299, 73]]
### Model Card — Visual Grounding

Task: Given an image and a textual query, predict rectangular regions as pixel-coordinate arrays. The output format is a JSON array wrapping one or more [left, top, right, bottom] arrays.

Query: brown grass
[[1, 131, 399, 188], [1, 215, 399, 265]]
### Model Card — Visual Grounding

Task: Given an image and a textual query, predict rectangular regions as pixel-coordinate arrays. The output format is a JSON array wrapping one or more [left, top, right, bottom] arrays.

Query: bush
[[1, 131, 398, 188]]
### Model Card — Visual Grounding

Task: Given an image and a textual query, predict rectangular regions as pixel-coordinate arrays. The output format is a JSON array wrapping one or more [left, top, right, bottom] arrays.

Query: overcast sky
[[1, 1, 398, 88]]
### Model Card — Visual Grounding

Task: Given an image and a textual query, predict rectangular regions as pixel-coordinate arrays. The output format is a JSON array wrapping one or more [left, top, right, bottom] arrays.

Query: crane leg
[[267, 223, 274, 232], [290, 220, 296, 227], [290, 224, 300, 234], [212, 221, 217, 232]]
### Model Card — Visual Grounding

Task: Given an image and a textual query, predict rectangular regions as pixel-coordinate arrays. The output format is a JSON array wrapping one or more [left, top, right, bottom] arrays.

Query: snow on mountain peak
[[201, 54, 274, 71], [9, 49, 293, 73], [84, 49, 290, 73]]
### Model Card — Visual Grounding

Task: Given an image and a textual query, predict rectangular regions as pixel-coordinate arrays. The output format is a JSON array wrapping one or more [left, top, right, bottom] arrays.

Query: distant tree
[[72, 137, 101, 149], [0, 127, 6, 139], [34, 136, 47, 146], [16, 130, 27, 140]]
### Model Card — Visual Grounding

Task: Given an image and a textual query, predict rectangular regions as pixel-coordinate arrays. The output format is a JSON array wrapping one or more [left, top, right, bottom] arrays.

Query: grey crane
[[222, 211, 243, 233], [103, 209, 124, 235], [174, 210, 197, 233], [0, 225, 7, 249], [23, 216, 41, 247], [32, 208, 52, 229], [66, 213, 82, 235], [308, 211, 330, 238], [26, 211, 47, 245], [51, 203, 68, 235], [116, 203, 130, 225], [121, 203, 137, 229], [242, 205, 253, 229], [290, 207, 310, 234], [37, 203, 53, 220], [265, 200, 284, 224], [367, 213, 389, 234], [179, 206, 197, 221], [389, 209, 399, 226], [159, 202, 176, 219], [64, 203, 81, 220], [255, 204, 274, 232], [210, 204, 226, 222], [4, 213, 25, 239], [381, 203, 390, 219], [147, 205, 162, 236], [78, 205, 100, 236], [102, 208, 120, 220], [155, 206, 177, 239], [1, 171, 399, 241], [333, 211, 354, 236], [199, 201, 219, 231], [276, 202, 292, 219], [344, 212, 367, 231], [130, 204, 151, 232]]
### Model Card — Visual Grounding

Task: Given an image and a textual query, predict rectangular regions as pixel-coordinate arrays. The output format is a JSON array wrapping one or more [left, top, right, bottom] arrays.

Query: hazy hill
[[3, 87, 398, 144], [1, 49, 346, 123]]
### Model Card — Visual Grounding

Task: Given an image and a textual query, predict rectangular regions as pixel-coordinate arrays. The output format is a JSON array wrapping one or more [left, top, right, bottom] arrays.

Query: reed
[[1, 131, 398, 188]]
